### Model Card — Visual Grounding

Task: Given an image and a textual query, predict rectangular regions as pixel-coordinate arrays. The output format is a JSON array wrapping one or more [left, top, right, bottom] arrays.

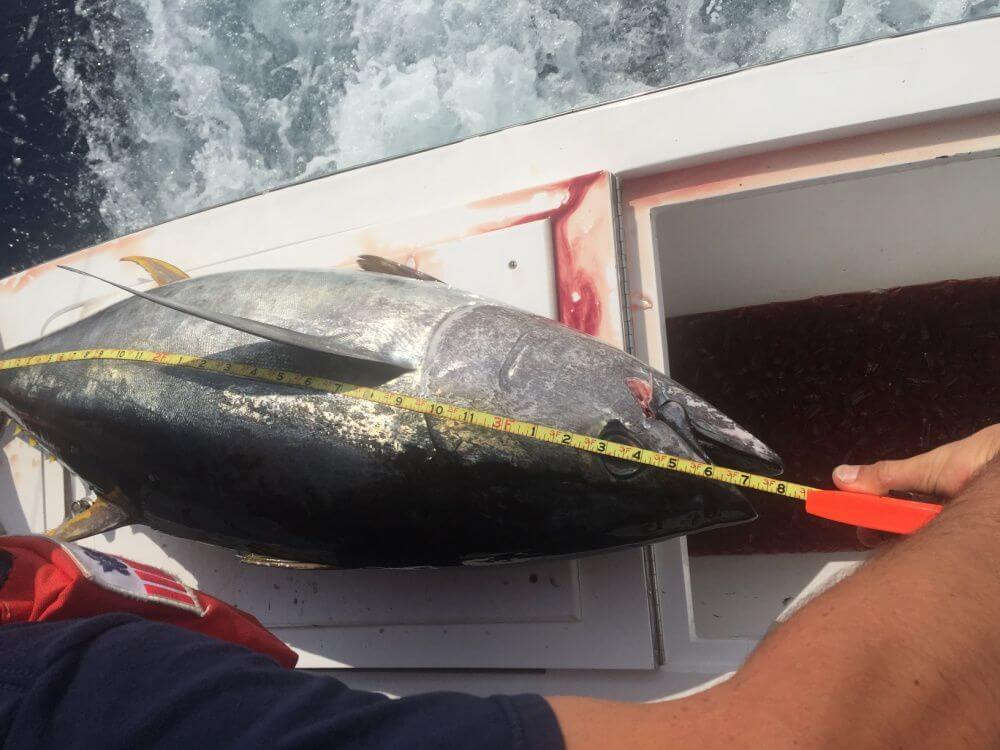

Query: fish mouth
[[684, 421, 783, 476], [651, 374, 784, 477]]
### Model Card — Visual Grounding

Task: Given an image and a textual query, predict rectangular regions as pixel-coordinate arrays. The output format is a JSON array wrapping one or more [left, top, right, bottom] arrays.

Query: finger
[[833, 452, 943, 496], [856, 526, 896, 548]]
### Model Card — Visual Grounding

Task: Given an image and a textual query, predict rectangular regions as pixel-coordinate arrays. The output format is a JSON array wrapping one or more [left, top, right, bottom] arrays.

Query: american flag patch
[[60, 542, 204, 616]]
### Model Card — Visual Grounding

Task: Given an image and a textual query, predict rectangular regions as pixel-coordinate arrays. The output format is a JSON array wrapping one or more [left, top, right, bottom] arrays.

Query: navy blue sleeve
[[0, 614, 565, 750]]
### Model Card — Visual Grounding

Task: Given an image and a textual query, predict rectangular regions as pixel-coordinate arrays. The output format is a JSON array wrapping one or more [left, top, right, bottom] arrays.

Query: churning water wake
[[3, 0, 998, 274]]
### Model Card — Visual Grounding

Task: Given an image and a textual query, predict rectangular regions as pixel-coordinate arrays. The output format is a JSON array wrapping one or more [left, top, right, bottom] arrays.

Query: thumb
[[833, 452, 943, 497]]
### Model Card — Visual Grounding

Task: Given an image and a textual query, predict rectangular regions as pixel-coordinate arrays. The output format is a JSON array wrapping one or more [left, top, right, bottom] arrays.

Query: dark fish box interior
[[652, 153, 1000, 555]]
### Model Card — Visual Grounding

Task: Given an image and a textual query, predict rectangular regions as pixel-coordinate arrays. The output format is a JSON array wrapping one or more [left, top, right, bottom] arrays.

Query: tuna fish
[[0, 257, 782, 568]]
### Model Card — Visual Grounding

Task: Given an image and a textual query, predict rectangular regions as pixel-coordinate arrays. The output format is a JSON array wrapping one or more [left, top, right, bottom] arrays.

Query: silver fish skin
[[0, 268, 781, 567]]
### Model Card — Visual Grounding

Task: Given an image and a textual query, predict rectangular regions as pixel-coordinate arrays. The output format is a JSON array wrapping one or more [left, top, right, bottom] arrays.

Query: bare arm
[[549, 425, 1000, 749]]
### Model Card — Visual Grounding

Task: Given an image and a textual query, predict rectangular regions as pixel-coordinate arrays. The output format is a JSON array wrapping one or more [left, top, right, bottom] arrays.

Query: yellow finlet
[[121, 256, 191, 286], [238, 552, 336, 570], [45, 493, 134, 542]]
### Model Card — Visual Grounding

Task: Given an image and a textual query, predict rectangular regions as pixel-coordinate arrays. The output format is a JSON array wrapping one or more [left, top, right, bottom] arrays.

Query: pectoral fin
[[121, 256, 190, 286], [58, 265, 415, 374], [45, 495, 134, 542], [238, 553, 335, 570]]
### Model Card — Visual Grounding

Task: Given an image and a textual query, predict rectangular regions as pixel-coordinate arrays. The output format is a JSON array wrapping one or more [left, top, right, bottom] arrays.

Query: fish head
[[429, 306, 782, 536], [546, 352, 782, 536], [647, 369, 783, 476], [581, 358, 782, 485], [527, 334, 785, 536], [477, 309, 782, 485]]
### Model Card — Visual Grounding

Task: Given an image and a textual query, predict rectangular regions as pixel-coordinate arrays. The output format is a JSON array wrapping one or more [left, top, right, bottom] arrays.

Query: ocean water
[[2, 0, 997, 276]]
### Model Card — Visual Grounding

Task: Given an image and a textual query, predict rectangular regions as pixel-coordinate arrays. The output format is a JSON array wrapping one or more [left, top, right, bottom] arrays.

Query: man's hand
[[832, 424, 1000, 500], [832, 425, 1000, 546], [550, 426, 1000, 750]]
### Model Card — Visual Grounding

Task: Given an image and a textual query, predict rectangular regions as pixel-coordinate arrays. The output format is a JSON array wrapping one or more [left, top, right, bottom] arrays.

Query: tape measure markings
[[0, 348, 812, 501]]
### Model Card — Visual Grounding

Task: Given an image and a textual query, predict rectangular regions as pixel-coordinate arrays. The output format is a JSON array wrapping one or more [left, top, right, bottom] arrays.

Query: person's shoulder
[[0, 615, 288, 748], [0, 616, 174, 743], [0, 613, 270, 689], [0, 617, 566, 750], [0, 614, 147, 679]]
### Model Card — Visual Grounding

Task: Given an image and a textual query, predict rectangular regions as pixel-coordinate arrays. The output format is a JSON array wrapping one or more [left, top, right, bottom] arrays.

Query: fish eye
[[598, 422, 646, 480]]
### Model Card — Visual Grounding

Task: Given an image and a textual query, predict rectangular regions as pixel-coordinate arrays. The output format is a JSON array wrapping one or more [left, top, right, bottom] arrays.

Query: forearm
[[551, 459, 1000, 749], [725, 458, 1000, 747]]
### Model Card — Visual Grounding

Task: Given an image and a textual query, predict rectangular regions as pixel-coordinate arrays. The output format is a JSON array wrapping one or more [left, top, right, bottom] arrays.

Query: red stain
[[625, 375, 655, 418], [472, 171, 604, 230], [0, 232, 150, 294], [466, 172, 602, 211], [0, 263, 57, 294], [461, 171, 609, 337], [347, 171, 613, 340], [560, 270, 601, 336], [550, 173, 606, 337], [621, 113, 1000, 212]]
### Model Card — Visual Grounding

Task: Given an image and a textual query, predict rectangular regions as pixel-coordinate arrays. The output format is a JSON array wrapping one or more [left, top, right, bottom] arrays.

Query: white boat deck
[[1, 18, 998, 700]]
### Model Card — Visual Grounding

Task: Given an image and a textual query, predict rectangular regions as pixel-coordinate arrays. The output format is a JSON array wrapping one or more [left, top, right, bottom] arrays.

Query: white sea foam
[[55, 0, 998, 239]]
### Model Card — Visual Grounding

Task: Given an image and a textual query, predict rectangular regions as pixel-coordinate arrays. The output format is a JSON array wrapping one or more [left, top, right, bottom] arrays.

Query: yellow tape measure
[[0, 348, 811, 502]]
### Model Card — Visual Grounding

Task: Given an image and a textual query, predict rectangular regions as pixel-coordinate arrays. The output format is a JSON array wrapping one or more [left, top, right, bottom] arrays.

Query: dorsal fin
[[58, 265, 414, 374], [357, 254, 442, 283], [121, 255, 190, 286]]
